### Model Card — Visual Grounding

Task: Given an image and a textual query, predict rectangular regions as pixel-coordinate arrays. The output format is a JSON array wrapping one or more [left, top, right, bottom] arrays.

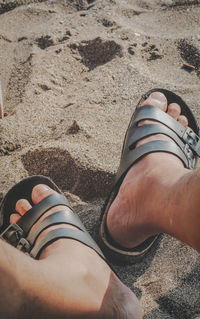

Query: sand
[[0, 0, 200, 317]]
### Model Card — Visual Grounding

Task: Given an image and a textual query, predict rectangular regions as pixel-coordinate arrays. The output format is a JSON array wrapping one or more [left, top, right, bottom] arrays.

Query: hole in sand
[[0, 2, 17, 14], [36, 35, 54, 50], [87, 0, 96, 3], [178, 40, 200, 78], [70, 37, 123, 70], [22, 148, 114, 201]]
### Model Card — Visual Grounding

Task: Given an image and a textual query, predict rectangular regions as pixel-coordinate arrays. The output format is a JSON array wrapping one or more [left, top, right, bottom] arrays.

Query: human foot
[[9, 184, 86, 259], [106, 91, 200, 252], [7, 183, 142, 318]]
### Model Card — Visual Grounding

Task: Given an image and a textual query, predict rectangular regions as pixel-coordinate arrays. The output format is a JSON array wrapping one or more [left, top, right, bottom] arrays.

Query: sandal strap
[[117, 140, 193, 183], [30, 228, 105, 260], [128, 124, 186, 150], [26, 210, 86, 247], [17, 193, 71, 235], [132, 105, 200, 156]]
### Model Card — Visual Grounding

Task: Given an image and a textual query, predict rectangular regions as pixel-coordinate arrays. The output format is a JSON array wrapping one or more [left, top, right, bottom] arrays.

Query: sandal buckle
[[184, 144, 195, 169], [0, 223, 24, 246], [183, 128, 200, 156], [17, 238, 31, 253]]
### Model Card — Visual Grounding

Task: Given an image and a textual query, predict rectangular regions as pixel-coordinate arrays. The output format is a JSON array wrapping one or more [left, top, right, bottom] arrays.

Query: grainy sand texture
[[0, 0, 200, 318]]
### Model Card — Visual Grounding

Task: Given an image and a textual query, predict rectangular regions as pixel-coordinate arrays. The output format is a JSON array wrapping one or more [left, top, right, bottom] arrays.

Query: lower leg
[[0, 239, 40, 318], [160, 168, 200, 252]]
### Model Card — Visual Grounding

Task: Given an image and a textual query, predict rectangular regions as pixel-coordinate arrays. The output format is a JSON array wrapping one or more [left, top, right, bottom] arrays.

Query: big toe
[[140, 91, 167, 112], [139, 91, 188, 127], [32, 184, 55, 204], [9, 185, 55, 224]]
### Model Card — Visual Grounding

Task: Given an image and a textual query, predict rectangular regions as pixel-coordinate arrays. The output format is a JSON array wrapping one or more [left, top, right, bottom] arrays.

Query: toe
[[10, 213, 21, 224], [10, 199, 32, 224], [32, 184, 55, 204], [178, 115, 188, 127], [167, 103, 181, 120], [30, 184, 75, 255], [140, 91, 168, 112], [15, 199, 32, 216], [30, 184, 72, 234], [138, 91, 168, 126]]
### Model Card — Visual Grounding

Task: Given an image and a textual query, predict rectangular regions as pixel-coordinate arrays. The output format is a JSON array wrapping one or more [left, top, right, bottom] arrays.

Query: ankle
[[98, 272, 143, 319]]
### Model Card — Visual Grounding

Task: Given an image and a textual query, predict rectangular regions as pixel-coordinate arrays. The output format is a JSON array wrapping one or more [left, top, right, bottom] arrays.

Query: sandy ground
[[0, 0, 200, 318]]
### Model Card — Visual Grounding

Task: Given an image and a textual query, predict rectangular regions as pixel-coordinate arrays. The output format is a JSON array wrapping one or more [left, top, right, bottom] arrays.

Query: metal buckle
[[183, 128, 200, 156], [0, 223, 24, 246], [184, 144, 195, 169], [17, 238, 31, 253]]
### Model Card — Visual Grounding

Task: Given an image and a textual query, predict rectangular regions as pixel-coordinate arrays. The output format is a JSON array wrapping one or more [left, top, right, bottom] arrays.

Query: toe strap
[[30, 228, 105, 260], [117, 139, 193, 184], [128, 124, 186, 150], [116, 103, 200, 184], [18, 193, 72, 235], [131, 105, 200, 157], [1, 193, 73, 247], [26, 210, 86, 247], [129, 140, 191, 168]]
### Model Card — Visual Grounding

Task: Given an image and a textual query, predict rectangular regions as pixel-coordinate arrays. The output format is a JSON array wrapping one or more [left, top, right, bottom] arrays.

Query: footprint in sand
[[22, 147, 114, 201]]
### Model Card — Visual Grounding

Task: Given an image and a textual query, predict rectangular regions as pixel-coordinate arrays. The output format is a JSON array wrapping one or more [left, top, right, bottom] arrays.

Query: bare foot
[[107, 91, 200, 252], [9, 184, 142, 318]]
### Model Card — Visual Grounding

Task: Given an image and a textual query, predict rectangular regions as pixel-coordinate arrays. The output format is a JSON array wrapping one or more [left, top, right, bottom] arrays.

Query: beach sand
[[0, 0, 200, 317]]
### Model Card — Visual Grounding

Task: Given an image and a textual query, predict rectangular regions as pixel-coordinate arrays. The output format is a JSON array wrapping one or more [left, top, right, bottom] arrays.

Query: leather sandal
[[99, 88, 200, 264], [0, 175, 105, 261]]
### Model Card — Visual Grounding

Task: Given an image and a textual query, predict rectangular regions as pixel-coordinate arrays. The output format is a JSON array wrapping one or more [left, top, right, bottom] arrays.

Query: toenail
[[167, 103, 181, 119], [15, 199, 32, 215], [150, 92, 165, 99], [149, 92, 166, 104], [33, 184, 51, 195]]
